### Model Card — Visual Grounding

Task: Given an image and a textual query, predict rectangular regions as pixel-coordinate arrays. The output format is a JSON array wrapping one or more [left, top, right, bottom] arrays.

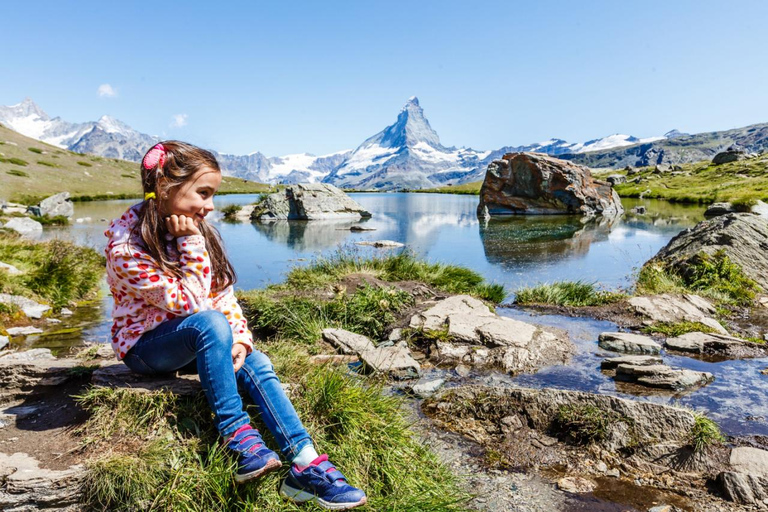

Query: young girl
[[104, 141, 367, 510]]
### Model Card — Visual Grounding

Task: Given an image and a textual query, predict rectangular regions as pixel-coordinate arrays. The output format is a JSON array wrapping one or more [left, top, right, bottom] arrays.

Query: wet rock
[[3, 217, 42, 238], [404, 377, 445, 398], [38, 191, 74, 218], [253, 183, 372, 221], [5, 326, 44, 336], [0, 261, 22, 275], [0, 293, 50, 319], [355, 240, 404, 248], [614, 364, 714, 391], [665, 332, 768, 359], [91, 364, 202, 396], [322, 328, 375, 354], [0, 452, 83, 510], [557, 476, 595, 493], [359, 345, 420, 379], [477, 152, 624, 217], [600, 355, 663, 370], [649, 213, 768, 291], [628, 294, 727, 334], [704, 202, 736, 217], [598, 332, 662, 354]]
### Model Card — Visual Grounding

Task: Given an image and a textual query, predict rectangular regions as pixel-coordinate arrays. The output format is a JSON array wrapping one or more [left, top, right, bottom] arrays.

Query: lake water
[[24, 193, 768, 437]]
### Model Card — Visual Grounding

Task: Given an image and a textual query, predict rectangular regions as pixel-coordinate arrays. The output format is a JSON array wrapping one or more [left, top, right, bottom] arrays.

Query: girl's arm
[[211, 285, 255, 353], [107, 235, 212, 315]]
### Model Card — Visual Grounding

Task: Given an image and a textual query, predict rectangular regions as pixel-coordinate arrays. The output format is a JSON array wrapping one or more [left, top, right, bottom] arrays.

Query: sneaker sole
[[279, 481, 367, 510], [235, 459, 282, 484]]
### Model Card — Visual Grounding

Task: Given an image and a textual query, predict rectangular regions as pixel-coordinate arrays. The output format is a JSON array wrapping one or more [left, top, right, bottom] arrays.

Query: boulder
[[605, 174, 626, 185], [704, 202, 735, 217], [600, 355, 663, 370], [253, 183, 372, 221], [3, 217, 42, 238], [404, 377, 446, 398], [476, 152, 624, 217], [713, 149, 746, 165], [717, 447, 768, 505], [38, 191, 74, 218], [0, 452, 83, 510], [665, 332, 768, 358], [0, 293, 50, 319], [653, 164, 671, 174], [649, 213, 768, 291], [627, 294, 727, 334], [614, 364, 714, 391], [232, 204, 256, 221], [631, 206, 646, 214], [597, 332, 662, 354], [557, 476, 595, 493], [359, 345, 420, 379], [322, 328, 376, 354]]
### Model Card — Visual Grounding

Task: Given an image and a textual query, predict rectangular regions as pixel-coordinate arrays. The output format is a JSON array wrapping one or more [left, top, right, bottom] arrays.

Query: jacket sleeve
[[107, 235, 212, 315], [211, 285, 255, 353]]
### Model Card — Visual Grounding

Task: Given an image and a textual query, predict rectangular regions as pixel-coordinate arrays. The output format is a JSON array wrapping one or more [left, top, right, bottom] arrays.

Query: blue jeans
[[121, 310, 313, 460]]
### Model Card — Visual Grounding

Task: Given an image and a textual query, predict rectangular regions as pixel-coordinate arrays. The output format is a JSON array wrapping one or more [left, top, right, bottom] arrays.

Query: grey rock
[[38, 191, 74, 218], [0, 261, 22, 275], [355, 240, 404, 248], [359, 345, 420, 379], [0, 293, 50, 319], [410, 295, 495, 332], [254, 183, 372, 221], [717, 471, 768, 505], [649, 213, 768, 292], [631, 206, 646, 214], [0, 349, 78, 399], [0, 335, 8, 351], [704, 202, 735, 217], [606, 468, 620, 478], [653, 164, 671, 174], [557, 476, 595, 493], [614, 364, 714, 391], [0, 452, 83, 509], [91, 364, 202, 396], [598, 332, 662, 354], [232, 204, 256, 221], [627, 294, 727, 334], [665, 331, 768, 359], [606, 174, 626, 185], [5, 326, 44, 336], [322, 328, 375, 355], [713, 149, 746, 165], [404, 377, 446, 398], [730, 446, 768, 475], [600, 355, 663, 370], [60, 308, 73, 316], [388, 328, 404, 342], [3, 217, 42, 238]]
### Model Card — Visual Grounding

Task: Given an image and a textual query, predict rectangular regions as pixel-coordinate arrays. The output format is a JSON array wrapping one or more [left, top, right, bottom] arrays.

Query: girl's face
[[160, 166, 222, 225]]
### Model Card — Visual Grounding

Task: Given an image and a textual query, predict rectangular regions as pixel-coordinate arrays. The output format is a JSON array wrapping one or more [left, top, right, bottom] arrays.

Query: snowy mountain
[[216, 149, 352, 184]]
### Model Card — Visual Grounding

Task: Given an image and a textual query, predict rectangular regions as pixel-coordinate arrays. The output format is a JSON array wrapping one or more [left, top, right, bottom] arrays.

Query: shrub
[[689, 412, 725, 452], [77, 161, 93, 167], [0, 157, 28, 166], [28, 147, 43, 154], [6, 169, 28, 177], [220, 204, 242, 219], [37, 160, 57, 167]]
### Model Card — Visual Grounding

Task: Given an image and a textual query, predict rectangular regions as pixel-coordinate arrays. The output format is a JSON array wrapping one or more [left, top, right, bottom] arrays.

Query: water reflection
[[251, 219, 367, 251]]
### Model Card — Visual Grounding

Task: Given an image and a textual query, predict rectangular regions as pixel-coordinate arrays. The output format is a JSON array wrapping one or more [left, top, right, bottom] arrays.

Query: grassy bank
[[0, 231, 104, 323], [514, 281, 625, 307], [0, 124, 270, 204], [612, 155, 768, 204], [76, 252, 510, 510], [402, 181, 483, 195]]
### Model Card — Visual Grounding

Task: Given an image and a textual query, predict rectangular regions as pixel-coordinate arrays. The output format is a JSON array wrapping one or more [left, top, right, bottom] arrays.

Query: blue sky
[[2, 0, 767, 156]]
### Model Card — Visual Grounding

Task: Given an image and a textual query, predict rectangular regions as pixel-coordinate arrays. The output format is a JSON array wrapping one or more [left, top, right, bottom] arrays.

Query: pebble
[[455, 364, 470, 377]]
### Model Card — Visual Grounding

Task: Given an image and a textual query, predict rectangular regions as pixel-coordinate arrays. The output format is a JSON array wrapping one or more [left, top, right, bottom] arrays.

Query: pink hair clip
[[142, 143, 167, 170]]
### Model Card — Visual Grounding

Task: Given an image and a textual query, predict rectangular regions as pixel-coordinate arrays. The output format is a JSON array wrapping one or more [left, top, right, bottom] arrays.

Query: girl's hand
[[165, 214, 202, 237], [232, 344, 248, 372]]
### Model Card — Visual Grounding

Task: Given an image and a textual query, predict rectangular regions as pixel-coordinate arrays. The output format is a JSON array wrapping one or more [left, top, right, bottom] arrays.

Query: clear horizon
[[2, 0, 767, 156]]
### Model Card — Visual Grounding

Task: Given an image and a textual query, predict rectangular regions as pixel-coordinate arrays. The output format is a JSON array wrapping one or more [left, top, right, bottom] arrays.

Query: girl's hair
[[131, 140, 236, 294]]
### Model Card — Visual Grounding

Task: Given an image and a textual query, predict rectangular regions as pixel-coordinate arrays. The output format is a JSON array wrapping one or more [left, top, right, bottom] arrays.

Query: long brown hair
[[131, 140, 236, 294]]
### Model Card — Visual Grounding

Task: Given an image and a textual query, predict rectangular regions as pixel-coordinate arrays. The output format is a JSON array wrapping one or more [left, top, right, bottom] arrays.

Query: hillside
[[0, 124, 270, 204]]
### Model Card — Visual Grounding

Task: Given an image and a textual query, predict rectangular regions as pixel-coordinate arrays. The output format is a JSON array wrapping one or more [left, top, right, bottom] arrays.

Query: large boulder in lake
[[477, 152, 623, 217], [253, 183, 372, 221], [38, 191, 73, 218], [649, 213, 768, 291]]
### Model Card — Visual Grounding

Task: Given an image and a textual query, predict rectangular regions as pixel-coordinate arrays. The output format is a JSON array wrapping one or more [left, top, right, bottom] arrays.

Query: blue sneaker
[[280, 454, 367, 510], [225, 425, 282, 484]]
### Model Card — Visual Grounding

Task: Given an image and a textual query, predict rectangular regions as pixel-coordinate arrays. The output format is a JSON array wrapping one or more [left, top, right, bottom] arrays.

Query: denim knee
[[190, 310, 232, 347], [242, 351, 274, 374]]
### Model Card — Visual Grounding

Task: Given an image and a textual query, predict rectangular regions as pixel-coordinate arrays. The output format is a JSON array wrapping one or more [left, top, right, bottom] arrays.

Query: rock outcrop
[[597, 332, 662, 354], [477, 152, 624, 217], [410, 295, 573, 374], [712, 147, 746, 165], [38, 191, 74, 218], [665, 332, 768, 359], [613, 363, 714, 391], [0, 452, 83, 511], [627, 294, 727, 334], [253, 183, 372, 221], [321, 328, 420, 379], [649, 213, 768, 291], [718, 447, 768, 505]]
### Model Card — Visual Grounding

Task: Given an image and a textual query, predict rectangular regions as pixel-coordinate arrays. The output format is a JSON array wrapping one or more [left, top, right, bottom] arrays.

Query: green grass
[[275, 250, 506, 304], [221, 204, 243, 219], [77, 161, 93, 167], [0, 156, 29, 166], [514, 280, 626, 307], [30, 214, 69, 226], [553, 404, 635, 446], [613, 156, 768, 204], [37, 160, 58, 167], [28, 147, 43, 154], [689, 412, 725, 452], [403, 181, 483, 195], [6, 169, 28, 177], [641, 321, 717, 337], [0, 231, 104, 311], [76, 356, 468, 511], [636, 249, 759, 306]]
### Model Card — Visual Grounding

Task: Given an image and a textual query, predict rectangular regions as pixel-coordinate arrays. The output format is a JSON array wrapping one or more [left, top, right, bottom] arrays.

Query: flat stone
[[322, 328, 376, 355], [91, 364, 202, 396], [308, 354, 359, 365], [0, 261, 22, 275], [628, 294, 727, 335], [388, 328, 404, 342], [0, 452, 83, 509], [615, 364, 714, 390], [404, 377, 445, 398], [598, 332, 662, 354], [60, 308, 73, 316], [0, 293, 51, 319], [731, 447, 768, 476], [476, 317, 538, 348], [359, 345, 420, 379], [557, 476, 596, 493], [410, 295, 495, 332], [0, 349, 79, 399], [666, 332, 768, 358], [355, 240, 404, 248], [600, 355, 663, 370], [5, 326, 44, 336]]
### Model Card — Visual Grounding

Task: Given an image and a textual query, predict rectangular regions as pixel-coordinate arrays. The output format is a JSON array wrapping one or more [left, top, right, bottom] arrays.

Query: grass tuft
[[553, 404, 635, 446], [514, 280, 625, 307], [220, 204, 243, 219], [689, 412, 725, 452], [641, 321, 716, 337]]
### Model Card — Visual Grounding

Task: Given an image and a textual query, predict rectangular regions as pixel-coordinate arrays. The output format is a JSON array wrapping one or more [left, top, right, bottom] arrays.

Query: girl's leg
[[235, 351, 314, 461], [123, 310, 250, 436]]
